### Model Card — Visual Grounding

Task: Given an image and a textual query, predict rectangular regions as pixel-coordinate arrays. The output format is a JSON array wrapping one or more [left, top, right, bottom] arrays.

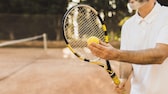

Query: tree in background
[[0, 0, 68, 14], [0, 0, 68, 40], [0, 0, 131, 41], [1, 0, 166, 41], [157, 0, 168, 6]]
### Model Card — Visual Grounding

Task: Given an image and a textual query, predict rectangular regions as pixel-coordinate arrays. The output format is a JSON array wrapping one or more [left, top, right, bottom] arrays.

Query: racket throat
[[110, 72, 116, 78], [106, 60, 112, 71]]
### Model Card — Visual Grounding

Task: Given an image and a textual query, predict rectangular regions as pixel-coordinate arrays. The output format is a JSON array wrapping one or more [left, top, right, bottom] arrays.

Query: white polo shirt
[[120, 2, 168, 94]]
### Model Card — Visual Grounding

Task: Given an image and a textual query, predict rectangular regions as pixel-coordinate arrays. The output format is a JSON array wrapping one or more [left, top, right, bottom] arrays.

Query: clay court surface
[[0, 48, 130, 94]]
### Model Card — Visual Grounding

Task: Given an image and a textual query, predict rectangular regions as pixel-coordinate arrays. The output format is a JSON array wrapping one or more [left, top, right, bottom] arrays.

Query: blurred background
[[0, 0, 167, 48], [0, 1, 167, 93]]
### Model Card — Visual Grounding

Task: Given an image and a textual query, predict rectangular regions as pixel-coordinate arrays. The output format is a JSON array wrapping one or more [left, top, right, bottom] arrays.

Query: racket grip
[[111, 73, 120, 86]]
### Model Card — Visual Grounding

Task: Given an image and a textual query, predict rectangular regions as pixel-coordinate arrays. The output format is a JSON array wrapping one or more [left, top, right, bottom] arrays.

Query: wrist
[[116, 49, 122, 61]]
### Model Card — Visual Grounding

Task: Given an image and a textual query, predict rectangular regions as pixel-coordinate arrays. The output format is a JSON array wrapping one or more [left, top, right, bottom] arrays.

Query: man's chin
[[128, 3, 139, 10]]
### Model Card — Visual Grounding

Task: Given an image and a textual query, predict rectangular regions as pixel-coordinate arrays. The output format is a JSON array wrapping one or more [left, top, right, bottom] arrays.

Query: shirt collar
[[135, 2, 161, 24]]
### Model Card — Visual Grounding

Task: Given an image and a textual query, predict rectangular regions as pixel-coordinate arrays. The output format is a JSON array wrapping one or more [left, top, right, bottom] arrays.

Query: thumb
[[99, 41, 110, 47]]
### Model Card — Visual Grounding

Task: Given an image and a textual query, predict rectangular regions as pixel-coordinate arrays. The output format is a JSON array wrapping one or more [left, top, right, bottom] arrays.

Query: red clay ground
[[0, 48, 130, 94]]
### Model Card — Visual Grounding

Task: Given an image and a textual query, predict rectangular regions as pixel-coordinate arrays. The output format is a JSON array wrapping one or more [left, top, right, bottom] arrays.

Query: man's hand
[[88, 41, 120, 60]]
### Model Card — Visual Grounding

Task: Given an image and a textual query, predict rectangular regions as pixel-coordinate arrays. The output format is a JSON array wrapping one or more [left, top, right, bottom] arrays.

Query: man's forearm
[[118, 48, 167, 65]]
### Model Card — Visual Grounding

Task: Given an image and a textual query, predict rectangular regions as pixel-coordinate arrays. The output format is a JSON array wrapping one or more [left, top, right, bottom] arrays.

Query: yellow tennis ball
[[87, 36, 99, 45]]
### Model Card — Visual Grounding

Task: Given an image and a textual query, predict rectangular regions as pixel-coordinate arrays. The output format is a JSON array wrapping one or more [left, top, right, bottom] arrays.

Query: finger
[[88, 43, 104, 56], [90, 42, 106, 50], [99, 41, 108, 46], [100, 41, 113, 48]]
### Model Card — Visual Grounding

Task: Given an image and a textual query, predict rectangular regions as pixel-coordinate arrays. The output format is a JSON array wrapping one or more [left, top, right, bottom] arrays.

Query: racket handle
[[106, 60, 120, 85], [110, 72, 120, 86]]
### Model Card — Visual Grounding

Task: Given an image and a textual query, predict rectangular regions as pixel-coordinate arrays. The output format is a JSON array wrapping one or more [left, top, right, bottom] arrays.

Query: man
[[88, 0, 168, 94]]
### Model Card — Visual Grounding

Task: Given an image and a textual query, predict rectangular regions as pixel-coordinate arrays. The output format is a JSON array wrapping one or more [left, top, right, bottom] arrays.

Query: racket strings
[[77, 7, 104, 60], [77, 7, 104, 43], [64, 6, 104, 60]]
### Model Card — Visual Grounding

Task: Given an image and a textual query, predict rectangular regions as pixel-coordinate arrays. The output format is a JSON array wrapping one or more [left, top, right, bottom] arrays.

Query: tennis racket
[[62, 4, 120, 86]]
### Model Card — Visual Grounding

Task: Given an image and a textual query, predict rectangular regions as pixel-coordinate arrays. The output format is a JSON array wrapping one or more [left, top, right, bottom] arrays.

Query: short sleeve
[[120, 23, 128, 50], [156, 26, 168, 44]]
